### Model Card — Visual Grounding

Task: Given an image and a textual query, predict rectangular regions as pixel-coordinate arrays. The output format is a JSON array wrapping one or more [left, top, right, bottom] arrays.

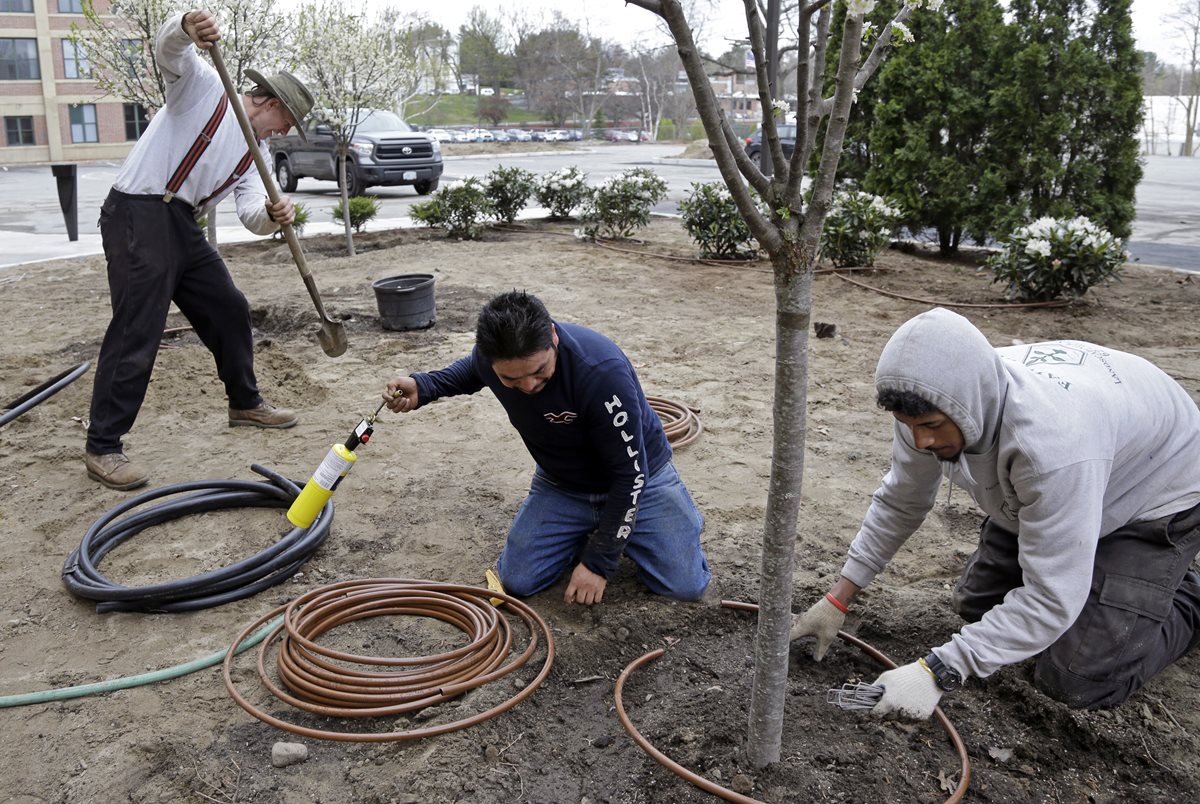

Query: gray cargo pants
[[953, 503, 1200, 709]]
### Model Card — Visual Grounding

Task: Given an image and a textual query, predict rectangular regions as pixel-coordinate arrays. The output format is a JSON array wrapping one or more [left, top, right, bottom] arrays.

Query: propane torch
[[286, 398, 391, 528]]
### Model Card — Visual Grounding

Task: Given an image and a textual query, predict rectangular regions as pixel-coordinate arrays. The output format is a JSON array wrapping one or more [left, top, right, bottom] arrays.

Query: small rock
[[616, 626, 630, 642], [732, 774, 754, 795], [591, 735, 614, 749], [814, 322, 837, 339], [483, 744, 501, 763], [710, 768, 723, 781], [271, 741, 308, 768], [414, 706, 439, 722]]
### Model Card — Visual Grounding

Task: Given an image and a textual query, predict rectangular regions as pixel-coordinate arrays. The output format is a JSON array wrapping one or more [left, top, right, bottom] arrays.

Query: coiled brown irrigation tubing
[[649, 395, 703, 449], [613, 600, 970, 804], [223, 579, 554, 742]]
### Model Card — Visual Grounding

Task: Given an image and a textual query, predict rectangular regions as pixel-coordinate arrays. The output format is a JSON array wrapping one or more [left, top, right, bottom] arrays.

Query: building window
[[4, 115, 35, 145], [0, 38, 40, 80], [63, 39, 91, 79], [57, 0, 83, 12], [124, 103, 149, 140], [69, 103, 97, 143], [1, 0, 35, 12]]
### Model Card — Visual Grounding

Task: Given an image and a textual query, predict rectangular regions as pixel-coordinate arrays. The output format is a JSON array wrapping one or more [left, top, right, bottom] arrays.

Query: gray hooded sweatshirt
[[843, 308, 1200, 680]]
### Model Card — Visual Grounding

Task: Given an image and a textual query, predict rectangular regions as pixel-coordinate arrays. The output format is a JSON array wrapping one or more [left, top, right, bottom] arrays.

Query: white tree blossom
[[288, 0, 419, 254]]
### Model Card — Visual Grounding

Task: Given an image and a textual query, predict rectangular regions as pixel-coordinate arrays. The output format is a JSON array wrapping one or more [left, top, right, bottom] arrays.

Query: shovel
[[208, 44, 347, 358]]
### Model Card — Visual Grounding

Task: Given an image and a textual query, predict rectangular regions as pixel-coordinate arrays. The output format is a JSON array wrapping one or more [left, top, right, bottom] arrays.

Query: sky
[[367, 0, 1189, 63]]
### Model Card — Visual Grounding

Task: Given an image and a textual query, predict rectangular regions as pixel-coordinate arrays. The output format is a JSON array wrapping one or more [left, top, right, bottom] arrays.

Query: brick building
[[1, 0, 142, 165]]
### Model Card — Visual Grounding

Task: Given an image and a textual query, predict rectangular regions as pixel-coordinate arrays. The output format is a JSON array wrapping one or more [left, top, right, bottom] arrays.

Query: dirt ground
[[1, 216, 1198, 804]]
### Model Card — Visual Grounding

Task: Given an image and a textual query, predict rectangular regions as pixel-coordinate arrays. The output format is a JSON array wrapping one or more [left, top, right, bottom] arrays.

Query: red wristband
[[825, 592, 849, 614]]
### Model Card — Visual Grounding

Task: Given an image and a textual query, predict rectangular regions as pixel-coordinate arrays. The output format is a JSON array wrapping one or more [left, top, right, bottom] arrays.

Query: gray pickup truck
[[268, 109, 443, 197]]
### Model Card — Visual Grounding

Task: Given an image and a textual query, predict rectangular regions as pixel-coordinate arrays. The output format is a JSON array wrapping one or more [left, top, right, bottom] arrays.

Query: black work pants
[[87, 190, 261, 455], [953, 505, 1200, 709]]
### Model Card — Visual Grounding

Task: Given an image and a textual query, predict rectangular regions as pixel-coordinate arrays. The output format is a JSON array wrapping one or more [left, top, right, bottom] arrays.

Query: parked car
[[426, 128, 453, 143], [604, 128, 639, 142], [744, 124, 797, 161], [449, 129, 471, 143], [491, 129, 511, 142], [506, 128, 532, 142], [268, 108, 442, 197], [544, 129, 570, 142], [466, 128, 494, 142], [529, 130, 547, 142]]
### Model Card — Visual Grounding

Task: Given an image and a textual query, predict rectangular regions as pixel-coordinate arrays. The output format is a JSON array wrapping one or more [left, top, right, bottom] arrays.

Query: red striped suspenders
[[196, 150, 253, 209], [163, 95, 229, 203]]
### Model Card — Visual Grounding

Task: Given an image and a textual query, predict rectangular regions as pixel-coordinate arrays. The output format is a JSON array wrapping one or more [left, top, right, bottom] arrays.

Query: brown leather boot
[[85, 451, 149, 491], [228, 401, 298, 429]]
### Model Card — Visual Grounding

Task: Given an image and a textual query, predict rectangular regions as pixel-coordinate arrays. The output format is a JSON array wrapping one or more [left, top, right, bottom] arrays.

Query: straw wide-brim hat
[[244, 69, 314, 141]]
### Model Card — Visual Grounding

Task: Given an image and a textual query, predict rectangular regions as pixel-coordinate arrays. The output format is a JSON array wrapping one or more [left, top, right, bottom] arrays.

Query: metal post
[[50, 163, 79, 241]]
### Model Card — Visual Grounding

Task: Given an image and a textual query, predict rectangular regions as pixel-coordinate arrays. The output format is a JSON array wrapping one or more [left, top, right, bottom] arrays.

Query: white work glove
[[789, 594, 846, 660], [871, 660, 943, 720]]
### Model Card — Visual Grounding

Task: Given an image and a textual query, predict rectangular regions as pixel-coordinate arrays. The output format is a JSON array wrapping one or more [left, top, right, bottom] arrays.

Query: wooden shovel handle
[[207, 44, 332, 322]]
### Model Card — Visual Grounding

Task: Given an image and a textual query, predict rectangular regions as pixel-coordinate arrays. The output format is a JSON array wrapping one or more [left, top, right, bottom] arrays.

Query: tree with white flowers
[[288, 0, 419, 255], [623, 0, 943, 767], [71, 0, 287, 114]]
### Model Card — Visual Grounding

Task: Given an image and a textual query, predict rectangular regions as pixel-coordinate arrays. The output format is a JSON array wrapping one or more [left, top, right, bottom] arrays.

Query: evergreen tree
[[983, 0, 1142, 238], [864, 0, 1006, 252]]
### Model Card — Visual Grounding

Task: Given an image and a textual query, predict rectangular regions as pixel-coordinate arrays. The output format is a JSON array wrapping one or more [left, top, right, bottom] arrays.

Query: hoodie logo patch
[[544, 411, 578, 424], [1023, 346, 1084, 367]]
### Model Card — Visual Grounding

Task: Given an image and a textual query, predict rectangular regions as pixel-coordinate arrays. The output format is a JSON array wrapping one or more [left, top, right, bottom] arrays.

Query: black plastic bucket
[[372, 274, 436, 331]]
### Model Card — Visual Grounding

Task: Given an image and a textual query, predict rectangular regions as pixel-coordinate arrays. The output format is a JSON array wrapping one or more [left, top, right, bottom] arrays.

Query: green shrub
[[986, 216, 1127, 301], [819, 189, 902, 268], [535, 166, 590, 218], [483, 166, 537, 224], [273, 202, 311, 239], [677, 181, 760, 259], [581, 167, 668, 239], [331, 196, 381, 233], [409, 179, 494, 239]]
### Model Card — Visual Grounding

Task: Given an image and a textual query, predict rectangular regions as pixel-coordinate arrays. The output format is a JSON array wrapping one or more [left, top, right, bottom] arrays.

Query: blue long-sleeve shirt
[[411, 322, 671, 578]]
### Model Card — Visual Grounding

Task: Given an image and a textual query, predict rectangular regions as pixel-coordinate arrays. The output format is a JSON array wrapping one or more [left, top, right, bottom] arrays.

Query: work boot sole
[[86, 469, 149, 491], [228, 419, 298, 429]]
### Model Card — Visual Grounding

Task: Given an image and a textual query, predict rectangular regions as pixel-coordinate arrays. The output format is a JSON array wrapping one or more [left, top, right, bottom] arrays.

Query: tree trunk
[[206, 209, 218, 245], [746, 238, 813, 767], [338, 151, 356, 257]]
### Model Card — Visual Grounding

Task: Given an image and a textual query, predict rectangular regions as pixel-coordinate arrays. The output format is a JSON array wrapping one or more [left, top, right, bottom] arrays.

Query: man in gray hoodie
[[792, 308, 1200, 718]]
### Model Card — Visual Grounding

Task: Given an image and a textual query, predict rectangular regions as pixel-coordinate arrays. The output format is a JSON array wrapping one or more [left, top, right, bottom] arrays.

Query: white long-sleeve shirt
[[113, 13, 277, 235]]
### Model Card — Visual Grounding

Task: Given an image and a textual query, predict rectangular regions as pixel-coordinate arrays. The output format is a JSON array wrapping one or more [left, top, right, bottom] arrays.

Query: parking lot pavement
[[2, 152, 1197, 272]]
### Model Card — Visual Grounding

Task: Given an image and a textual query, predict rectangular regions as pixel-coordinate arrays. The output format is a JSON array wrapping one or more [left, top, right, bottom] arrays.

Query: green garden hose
[[0, 614, 282, 709]]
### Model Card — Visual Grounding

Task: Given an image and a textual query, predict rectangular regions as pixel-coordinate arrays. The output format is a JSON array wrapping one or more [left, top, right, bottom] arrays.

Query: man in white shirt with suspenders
[[85, 9, 314, 490]]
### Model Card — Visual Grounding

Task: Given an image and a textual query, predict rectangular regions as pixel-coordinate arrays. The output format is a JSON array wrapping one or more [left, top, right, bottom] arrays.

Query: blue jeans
[[496, 462, 710, 600]]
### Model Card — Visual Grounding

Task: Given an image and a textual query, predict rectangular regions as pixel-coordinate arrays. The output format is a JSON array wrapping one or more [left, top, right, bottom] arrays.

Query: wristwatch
[[922, 652, 964, 692]]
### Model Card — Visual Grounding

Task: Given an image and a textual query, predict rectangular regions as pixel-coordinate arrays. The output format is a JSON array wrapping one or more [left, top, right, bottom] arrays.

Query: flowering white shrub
[[678, 181, 761, 259], [819, 189, 903, 267], [535, 166, 591, 218], [409, 179, 494, 239], [581, 168, 668, 239], [484, 166, 537, 224], [986, 216, 1128, 301]]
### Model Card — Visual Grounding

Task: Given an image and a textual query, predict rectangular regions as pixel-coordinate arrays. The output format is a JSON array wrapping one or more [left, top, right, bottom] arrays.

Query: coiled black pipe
[[62, 464, 332, 613], [0, 361, 90, 428]]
